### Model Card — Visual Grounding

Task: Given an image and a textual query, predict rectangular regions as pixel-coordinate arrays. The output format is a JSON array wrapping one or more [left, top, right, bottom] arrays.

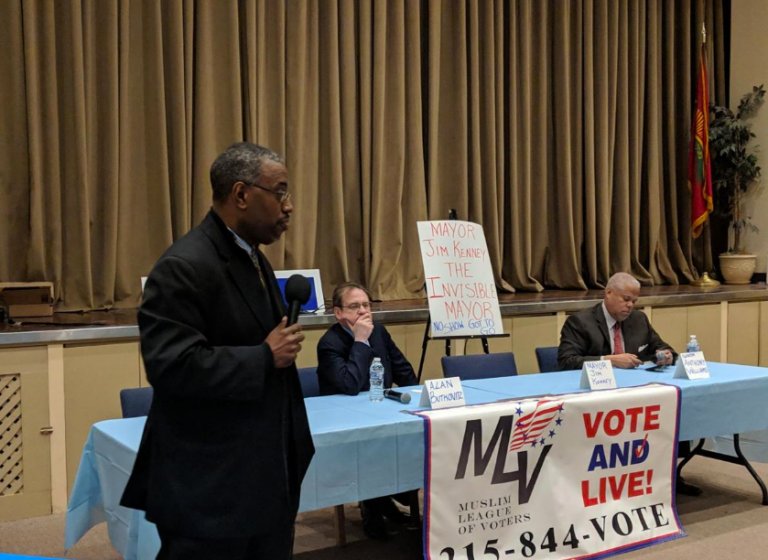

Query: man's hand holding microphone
[[266, 274, 311, 368]]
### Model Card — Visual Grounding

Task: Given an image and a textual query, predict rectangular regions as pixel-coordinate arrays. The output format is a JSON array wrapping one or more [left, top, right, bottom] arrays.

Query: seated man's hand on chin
[[351, 312, 374, 342], [606, 353, 643, 369]]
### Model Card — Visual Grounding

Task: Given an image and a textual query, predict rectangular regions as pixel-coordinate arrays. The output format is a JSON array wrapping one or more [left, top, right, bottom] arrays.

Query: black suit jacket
[[317, 322, 417, 396], [557, 303, 676, 371], [121, 210, 314, 539]]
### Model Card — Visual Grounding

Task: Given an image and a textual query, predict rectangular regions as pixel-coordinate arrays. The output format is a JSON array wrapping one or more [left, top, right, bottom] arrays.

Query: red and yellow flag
[[688, 42, 713, 239]]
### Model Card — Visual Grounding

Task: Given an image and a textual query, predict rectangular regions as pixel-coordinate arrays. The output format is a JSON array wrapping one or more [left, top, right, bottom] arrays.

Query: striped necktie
[[249, 250, 267, 289]]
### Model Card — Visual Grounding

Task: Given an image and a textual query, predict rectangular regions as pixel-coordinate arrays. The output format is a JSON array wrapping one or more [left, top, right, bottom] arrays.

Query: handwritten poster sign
[[418, 221, 503, 338], [414, 384, 684, 560]]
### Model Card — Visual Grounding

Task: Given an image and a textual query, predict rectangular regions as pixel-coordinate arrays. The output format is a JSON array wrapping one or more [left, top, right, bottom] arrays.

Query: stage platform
[[1, 283, 767, 347]]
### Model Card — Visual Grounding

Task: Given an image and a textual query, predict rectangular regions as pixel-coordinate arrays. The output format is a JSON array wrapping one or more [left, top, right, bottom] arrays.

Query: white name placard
[[417, 220, 503, 338], [673, 351, 709, 380], [420, 377, 466, 409], [580, 360, 617, 390]]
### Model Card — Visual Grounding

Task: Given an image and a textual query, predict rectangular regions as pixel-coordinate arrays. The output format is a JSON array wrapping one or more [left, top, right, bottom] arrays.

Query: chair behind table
[[440, 352, 518, 381], [119, 387, 154, 418], [535, 346, 559, 373]]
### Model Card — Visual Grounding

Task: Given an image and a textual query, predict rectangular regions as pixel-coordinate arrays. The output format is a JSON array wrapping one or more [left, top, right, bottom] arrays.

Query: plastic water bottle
[[686, 335, 700, 353], [369, 358, 384, 402]]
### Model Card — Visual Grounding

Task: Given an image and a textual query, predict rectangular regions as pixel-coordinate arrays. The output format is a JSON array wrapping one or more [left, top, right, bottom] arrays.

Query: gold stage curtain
[[0, 0, 726, 310]]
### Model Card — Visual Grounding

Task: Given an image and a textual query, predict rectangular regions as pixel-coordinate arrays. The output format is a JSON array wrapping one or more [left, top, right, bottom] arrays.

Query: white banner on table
[[417, 220, 503, 338], [414, 384, 684, 560]]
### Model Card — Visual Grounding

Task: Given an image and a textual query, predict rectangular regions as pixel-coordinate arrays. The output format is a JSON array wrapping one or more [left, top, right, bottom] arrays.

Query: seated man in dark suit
[[558, 272, 675, 371], [317, 282, 418, 540], [557, 272, 700, 496]]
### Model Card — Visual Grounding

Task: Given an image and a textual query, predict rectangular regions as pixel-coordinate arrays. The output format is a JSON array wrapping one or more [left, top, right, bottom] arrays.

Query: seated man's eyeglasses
[[245, 183, 292, 204], [341, 302, 371, 311]]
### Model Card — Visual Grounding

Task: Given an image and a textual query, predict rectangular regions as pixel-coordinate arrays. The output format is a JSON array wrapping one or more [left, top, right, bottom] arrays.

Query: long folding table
[[65, 363, 768, 560]]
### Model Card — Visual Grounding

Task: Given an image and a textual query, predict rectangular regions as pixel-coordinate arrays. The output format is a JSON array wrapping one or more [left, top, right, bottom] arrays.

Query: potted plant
[[710, 84, 765, 284]]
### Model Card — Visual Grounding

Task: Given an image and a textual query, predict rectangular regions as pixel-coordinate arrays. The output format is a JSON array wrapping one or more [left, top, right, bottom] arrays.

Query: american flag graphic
[[509, 398, 565, 451]]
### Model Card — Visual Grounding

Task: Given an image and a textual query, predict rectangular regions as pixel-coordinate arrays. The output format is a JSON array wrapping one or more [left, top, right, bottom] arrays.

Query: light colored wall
[[731, 1, 768, 271]]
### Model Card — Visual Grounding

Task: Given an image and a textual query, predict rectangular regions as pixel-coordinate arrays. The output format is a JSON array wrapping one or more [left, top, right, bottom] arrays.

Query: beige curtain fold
[[0, 0, 726, 311], [0, 2, 30, 285], [362, 0, 429, 300]]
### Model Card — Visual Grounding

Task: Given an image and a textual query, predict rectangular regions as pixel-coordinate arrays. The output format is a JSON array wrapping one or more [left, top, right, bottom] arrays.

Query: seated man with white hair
[[557, 272, 675, 371], [557, 272, 702, 496]]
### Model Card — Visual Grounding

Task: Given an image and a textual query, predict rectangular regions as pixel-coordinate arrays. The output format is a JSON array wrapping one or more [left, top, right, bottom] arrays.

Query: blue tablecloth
[[65, 363, 768, 560], [0, 555, 70, 560]]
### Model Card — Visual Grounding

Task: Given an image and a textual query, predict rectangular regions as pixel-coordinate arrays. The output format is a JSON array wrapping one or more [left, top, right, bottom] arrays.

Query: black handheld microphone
[[383, 389, 412, 404], [284, 274, 312, 326]]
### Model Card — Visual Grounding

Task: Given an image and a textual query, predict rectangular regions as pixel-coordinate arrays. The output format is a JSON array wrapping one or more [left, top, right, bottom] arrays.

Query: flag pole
[[691, 21, 721, 288]]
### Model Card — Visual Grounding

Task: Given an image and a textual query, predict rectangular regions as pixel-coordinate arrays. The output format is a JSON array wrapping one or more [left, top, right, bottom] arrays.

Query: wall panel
[[63, 342, 141, 494], [728, 302, 760, 366], [687, 304, 722, 360], [760, 302, 768, 367], [0, 348, 51, 522], [650, 307, 688, 356], [511, 315, 559, 374]]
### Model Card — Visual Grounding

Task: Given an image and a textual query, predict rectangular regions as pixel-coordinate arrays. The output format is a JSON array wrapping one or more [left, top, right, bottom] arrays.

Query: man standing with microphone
[[121, 142, 314, 560], [316, 282, 417, 539]]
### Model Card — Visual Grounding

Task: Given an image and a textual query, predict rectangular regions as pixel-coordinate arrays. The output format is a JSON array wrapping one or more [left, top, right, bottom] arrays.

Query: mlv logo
[[454, 399, 565, 505]]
